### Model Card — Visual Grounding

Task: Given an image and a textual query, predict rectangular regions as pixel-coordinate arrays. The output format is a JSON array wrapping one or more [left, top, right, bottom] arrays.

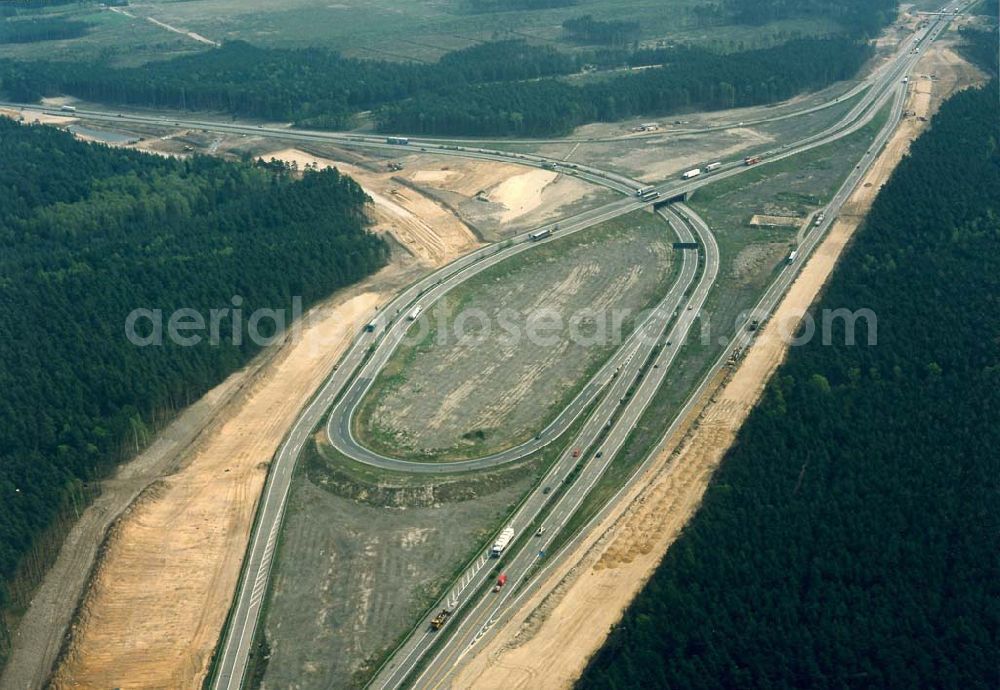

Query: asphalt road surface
[[363, 9, 956, 689], [110, 3, 954, 686]]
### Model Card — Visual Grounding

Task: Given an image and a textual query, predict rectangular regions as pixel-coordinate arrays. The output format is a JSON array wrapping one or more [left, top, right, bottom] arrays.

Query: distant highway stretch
[[1, 3, 947, 688], [0, 12, 930, 199]]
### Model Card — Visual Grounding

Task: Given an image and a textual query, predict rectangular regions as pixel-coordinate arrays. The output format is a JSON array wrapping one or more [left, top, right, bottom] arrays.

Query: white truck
[[60, 105, 77, 113], [682, 168, 702, 180], [407, 305, 423, 321], [529, 228, 552, 241], [705, 162, 722, 172], [636, 186, 659, 201], [491, 526, 515, 557]]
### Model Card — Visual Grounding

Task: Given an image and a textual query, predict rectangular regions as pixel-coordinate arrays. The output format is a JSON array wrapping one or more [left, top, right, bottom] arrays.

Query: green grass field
[[0, 0, 849, 65]]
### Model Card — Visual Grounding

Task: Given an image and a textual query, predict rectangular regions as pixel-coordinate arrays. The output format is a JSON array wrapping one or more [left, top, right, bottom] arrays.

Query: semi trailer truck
[[491, 526, 515, 557]]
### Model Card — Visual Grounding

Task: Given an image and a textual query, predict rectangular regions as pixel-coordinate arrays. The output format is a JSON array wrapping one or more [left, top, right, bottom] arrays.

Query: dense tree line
[[0, 17, 90, 44], [460, 0, 576, 12], [0, 39, 577, 129], [378, 37, 873, 135], [0, 2, 891, 136], [578, 81, 1000, 690], [959, 27, 998, 78], [724, 0, 898, 36], [562, 15, 640, 46], [0, 119, 387, 665]]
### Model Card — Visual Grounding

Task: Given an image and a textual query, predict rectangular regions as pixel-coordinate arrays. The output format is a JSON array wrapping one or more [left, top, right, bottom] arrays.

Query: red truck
[[744, 155, 762, 166], [493, 573, 508, 592]]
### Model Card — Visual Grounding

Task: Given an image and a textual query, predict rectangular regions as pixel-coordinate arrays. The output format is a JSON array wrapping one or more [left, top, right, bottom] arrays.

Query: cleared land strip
[[449, 40, 984, 690], [47, 290, 383, 689]]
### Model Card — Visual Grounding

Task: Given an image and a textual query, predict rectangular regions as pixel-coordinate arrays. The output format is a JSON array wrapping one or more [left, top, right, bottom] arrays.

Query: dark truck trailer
[[673, 242, 699, 250]]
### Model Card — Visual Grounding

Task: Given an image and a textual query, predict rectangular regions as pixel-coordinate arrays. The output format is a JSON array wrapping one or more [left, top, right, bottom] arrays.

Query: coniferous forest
[[0, 119, 387, 659], [577, 80, 1000, 690], [0, 0, 898, 137]]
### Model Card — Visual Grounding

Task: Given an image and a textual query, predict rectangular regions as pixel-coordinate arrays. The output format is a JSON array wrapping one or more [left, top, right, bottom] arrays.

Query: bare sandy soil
[[450, 39, 985, 690], [488, 169, 559, 223], [394, 155, 606, 239], [750, 214, 803, 227], [0, 107, 77, 126], [265, 148, 480, 265], [530, 125, 774, 183]]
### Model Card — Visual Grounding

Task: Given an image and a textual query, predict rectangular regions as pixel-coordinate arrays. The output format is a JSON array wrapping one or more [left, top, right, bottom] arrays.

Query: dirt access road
[[451, 40, 985, 690]]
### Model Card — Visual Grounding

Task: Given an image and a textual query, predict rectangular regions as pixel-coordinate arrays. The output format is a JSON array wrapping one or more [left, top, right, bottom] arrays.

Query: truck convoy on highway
[[636, 186, 660, 201], [493, 573, 508, 592], [386, 136, 409, 145], [407, 305, 422, 320], [491, 526, 515, 557], [682, 168, 702, 180], [430, 608, 452, 630]]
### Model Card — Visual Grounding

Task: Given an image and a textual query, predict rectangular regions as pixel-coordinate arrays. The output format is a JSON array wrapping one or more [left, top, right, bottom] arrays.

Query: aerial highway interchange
[[1, 5, 959, 687], [215, 7, 957, 687]]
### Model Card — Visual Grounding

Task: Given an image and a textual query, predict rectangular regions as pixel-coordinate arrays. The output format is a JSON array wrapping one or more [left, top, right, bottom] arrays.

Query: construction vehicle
[[491, 526, 515, 557], [682, 168, 702, 180], [430, 608, 453, 630], [744, 155, 762, 166], [493, 573, 508, 592]]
